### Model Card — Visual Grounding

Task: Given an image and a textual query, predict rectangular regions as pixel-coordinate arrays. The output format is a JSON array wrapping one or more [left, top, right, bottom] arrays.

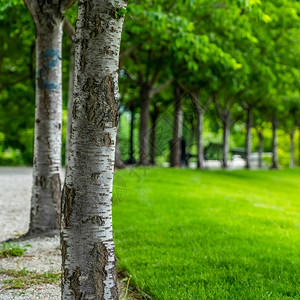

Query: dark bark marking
[[83, 0, 91, 27], [83, 76, 118, 128], [92, 242, 108, 299], [51, 173, 61, 205], [90, 15, 104, 38], [92, 215, 105, 226], [91, 172, 100, 179], [40, 176, 47, 189], [43, 87, 50, 117], [72, 99, 77, 120], [84, 78, 99, 122], [105, 75, 117, 127], [81, 215, 105, 226], [69, 266, 83, 300], [80, 39, 88, 71], [48, 154, 53, 165], [105, 132, 111, 147], [61, 239, 68, 284], [46, 137, 50, 147], [62, 185, 75, 228]]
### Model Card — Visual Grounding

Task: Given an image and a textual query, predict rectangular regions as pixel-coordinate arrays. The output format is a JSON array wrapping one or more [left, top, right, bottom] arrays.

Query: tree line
[[1, 0, 300, 298]]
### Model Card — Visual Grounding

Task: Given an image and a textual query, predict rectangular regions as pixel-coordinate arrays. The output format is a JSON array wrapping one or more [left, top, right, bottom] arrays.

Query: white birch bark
[[170, 85, 183, 167], [222, 120, 230, 169], [61, 0, 127, 298], [24, 0, 74, 233]]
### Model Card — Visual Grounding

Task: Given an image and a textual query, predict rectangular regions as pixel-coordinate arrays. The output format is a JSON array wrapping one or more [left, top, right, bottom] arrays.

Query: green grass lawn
[[112, 168, 300, 299]]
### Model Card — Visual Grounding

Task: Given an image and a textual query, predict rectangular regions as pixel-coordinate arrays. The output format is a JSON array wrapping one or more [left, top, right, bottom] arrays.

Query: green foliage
[[0, 243, 31, 258], [114, 0, 127, 19], [0, 268, 60, 289], [113, 168, 300, 299]]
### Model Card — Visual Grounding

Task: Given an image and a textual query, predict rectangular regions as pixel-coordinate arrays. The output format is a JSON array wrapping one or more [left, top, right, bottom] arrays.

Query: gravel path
[[0, 167, 137, 300]]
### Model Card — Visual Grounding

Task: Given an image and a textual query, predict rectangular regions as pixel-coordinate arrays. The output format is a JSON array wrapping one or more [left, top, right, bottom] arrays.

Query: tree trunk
[[271, 119, 278, 169], [196, 109, 204, 169], [24, 0, 74, 235], [115, 127, 125, 169], [170, 85, 183, 167], [245, 107, 252, 169], [289, 130, 295, 168], [66, 43, 75, 165], [139, 84, 151, 165], [222, 120, 230, 169], [61, 0, 126, 298], [257, 131, 263, 169], [127, 106, 136, 164], [28, 21, 63, 234], [187, 122, 194, 166], [150, 106, 159, 165]]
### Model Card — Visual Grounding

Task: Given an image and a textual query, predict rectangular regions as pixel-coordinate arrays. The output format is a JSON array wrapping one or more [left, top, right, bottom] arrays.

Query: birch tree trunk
[[196, 109, 204, 169], [222, 120, 230, 169], [61, 0, 126, 298], [187, 122, 194, 166], [150, 107, 159, 165], [257, 131, 263, 169], [139, 84, 151, 165], [271, 119, 278, 169], [115, 127, 125, 169], [128, 106, 136, 164], [170, 85, 183, 167], [24, 0, 73, 234], [289, 130, 295, 168], [245, 107, 252, 169]]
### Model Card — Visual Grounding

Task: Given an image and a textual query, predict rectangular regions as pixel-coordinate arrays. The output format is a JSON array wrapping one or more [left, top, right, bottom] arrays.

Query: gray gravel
[[0, 167, 61, 299], [0, 167, 136, 300]]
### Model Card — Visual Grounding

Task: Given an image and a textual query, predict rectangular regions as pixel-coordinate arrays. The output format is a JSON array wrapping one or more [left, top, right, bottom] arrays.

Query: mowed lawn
[[112, 168, 300, 299]]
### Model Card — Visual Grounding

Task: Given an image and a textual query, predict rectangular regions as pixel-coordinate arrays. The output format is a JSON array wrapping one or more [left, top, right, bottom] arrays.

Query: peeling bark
[[24, 0, 74, 234], [61, 0, 126, 299]]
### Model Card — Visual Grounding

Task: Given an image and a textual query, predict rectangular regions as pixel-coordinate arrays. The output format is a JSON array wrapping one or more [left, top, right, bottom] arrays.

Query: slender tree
[[270, 116, 279, 169], [61, 0, 127, 298], [190, 90, 211, 169], [170, 85, 184, 167], [24, 0, 74, 234]]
